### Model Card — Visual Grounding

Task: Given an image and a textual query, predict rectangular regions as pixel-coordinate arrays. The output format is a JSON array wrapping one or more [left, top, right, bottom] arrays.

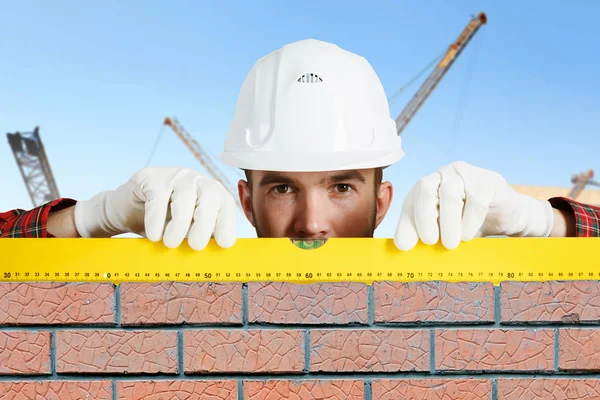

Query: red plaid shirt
[[549, 197, 600, 237], [0, 198, 77, 238], [1, 197, 599, 238]]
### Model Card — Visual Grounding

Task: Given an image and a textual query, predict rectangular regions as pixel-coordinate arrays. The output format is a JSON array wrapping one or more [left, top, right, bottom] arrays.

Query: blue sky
[[2, 1, 599, 238]]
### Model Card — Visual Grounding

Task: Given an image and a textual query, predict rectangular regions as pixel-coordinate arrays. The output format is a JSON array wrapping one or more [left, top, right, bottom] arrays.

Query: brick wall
[[1, 281, 600, 399]]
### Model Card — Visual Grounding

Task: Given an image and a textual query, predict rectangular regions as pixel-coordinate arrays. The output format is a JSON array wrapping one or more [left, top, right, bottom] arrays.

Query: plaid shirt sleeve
[[0, 198, 77, 238], [549, 197, 600, 237]]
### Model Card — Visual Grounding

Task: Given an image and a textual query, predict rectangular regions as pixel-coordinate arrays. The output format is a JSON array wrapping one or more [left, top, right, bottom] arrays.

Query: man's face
[[238, 169, 393, 239]]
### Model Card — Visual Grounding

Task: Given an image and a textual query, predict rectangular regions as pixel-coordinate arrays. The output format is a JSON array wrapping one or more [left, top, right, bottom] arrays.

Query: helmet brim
[[220, 149, 404, 172]]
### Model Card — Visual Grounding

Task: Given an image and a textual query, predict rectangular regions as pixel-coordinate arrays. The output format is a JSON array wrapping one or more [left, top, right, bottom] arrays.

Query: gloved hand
[[73, 167, 237, 250], [394, 161, 554, 250]]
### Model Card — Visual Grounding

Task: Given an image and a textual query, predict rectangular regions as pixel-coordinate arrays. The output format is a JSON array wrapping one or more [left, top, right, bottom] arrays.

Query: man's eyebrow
[[320, 170, 367, 184], [257, 170, 367, 187], [258, 174, 299, 187]]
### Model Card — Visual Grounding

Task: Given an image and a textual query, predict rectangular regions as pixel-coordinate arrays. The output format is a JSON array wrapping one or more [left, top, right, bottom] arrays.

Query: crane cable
[[447, 29, 484, 162], [387, 49, 445, 106], [145, 124, 166, 168]]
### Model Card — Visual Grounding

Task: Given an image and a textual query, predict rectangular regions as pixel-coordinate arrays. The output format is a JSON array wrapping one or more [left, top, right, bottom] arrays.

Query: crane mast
[[7, 126, 60, 207], [569, 169, 600, 200], [163, 117, 242, 210], [395, 12, 487, 135]]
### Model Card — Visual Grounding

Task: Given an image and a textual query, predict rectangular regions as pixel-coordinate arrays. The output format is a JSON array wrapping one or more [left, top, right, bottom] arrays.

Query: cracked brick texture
[[117, 380, 237, 400], [501, 282, 600, 323], [497, 379, 600, 399], [436, 329, 554, 372], [0, 331, 50, 374], [120, 282, 242, 325], [56, 330, 178, 373], [372, 379, 492, 400], [0, 381, 112, 399], [6, 279, 600, 392], [184, 330, 304, 373], [244, 380, 364, 400], [0, 283, 115, 325], [374, 282, 494, 323], [310, 329, 429, 372], [559, 328, 600, 371], [248, 282, 368, 324]]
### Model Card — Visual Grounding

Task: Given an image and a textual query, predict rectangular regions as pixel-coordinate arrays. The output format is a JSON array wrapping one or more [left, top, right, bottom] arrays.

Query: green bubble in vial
[[290, 239, 327, 250]]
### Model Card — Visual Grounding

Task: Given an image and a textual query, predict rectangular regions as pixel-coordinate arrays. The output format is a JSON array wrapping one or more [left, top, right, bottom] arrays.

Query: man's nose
[[293, 192, 331, 238]]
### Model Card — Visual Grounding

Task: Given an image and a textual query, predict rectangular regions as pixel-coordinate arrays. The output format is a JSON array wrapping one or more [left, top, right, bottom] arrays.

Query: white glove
[[394, 161, 554, 250], [73, 167, 237, 250]]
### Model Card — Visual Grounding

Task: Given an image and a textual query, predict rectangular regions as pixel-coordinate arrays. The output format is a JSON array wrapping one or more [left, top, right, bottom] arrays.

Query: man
[[2, 39, 598, 248]]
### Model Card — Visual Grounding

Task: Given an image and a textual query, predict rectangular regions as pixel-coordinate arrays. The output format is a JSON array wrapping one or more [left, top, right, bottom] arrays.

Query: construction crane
[[395, 12, 487, 135], [511, 169, 600, 206], [7, 127, 60, 207], [569, 169, 600, 200], [163, 117, 242, 210]]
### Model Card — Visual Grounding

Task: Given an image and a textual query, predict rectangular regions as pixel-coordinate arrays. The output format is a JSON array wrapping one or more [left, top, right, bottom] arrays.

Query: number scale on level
[[1, 237, 600, 286]]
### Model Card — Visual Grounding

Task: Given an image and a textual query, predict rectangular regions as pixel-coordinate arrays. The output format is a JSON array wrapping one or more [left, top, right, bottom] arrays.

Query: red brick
[[501, 281, 600, 323], [436, 329, 554, 372], [0, 331, 50, 374], [120, 282, 242, 325], [117, 380, 237, 400], [374, 282, 494, 323], [56, 330, 177, 373], [310, 330, 429, 372], [0, 381, 112, 399], [244, 380, 364, 400], [0, 283, 115, 325], [372, 379, 492, 399], [184, 330, 304, 373], [559, 329, 600, 371], [498, 379, 600, 399], [248, 282, 368, 324]]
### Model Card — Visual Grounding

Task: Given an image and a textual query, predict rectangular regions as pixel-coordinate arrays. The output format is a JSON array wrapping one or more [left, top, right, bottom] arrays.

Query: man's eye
[[336, 184, 351, 193], [274, 185, 290, 194]]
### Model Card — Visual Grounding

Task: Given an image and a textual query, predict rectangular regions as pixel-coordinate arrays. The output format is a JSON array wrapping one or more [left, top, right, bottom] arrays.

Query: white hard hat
[[220, 38, 404, 172]]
